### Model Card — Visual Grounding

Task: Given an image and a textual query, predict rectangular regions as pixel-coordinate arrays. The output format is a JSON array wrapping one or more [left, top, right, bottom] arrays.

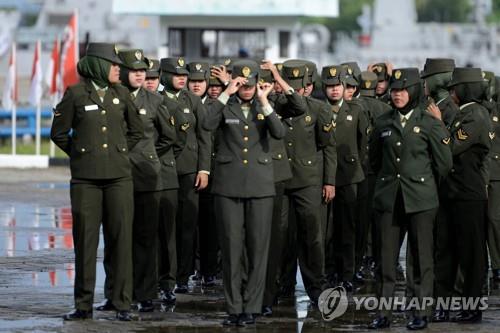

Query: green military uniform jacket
[[129, 88, 177, 192], [437, 95, 459, 129], [489, 103, 500, 181], [51, 80, 143, 179], [370, 107, 453, 213], [203, 97, 285, 198], [329, 100, 369, 187], [283, 96, 337, 189], [163, 90, 212, 175], [159, 96, 188, 190], [446, 102, 492, 200]]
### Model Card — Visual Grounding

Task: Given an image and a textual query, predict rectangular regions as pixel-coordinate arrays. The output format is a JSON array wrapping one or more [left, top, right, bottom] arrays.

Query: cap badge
[[365, 81, 371, 89], [242, 66, 251, 78], [394, 70, 402, 80], [224, 58, 231, 66], [135, 50, 142, 61], [276, 64, 283, 70], [178, 58, 185, 67], [329, 68, 337, 77], [114, 45, 119, 55], [292, 68, 300, 78], [195, 63, 202, 71]]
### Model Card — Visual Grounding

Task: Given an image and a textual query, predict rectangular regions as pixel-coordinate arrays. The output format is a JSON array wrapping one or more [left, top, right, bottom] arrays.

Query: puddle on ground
[[34, 183, 70, 190]]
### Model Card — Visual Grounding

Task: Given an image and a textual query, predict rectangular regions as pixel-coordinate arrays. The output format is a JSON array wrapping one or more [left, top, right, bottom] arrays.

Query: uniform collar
[[398, 109, 414, 121], [92, 80, 108, 91], [460, 101, 476, 110]]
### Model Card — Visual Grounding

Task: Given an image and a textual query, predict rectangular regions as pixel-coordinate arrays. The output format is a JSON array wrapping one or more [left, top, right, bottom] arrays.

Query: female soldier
[[51, 43, 143, 321], [368, 68, 452, 330]]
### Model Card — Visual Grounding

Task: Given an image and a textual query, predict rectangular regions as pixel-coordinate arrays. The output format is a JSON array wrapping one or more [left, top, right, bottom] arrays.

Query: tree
[[415, 0, 471, 23]]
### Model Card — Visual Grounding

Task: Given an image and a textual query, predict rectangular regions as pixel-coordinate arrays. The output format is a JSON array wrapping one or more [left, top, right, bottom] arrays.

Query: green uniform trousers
[[71, 177, 133, 311], [158, 189, 178, 291]]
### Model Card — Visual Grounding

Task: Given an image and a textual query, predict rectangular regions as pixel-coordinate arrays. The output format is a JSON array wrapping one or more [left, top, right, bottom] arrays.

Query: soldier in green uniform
[[488, 75, 500, 282], [120, 49, 176, 311], [159, 57, 212, 293], [202, 60, 285, 326], [357, 71, 392, 277], [322, 65, 368, 290], [368, 62, 392, 104], [143, 59, 161, 92], [51, 43, 144, 321], [367, 68, 452, 330], [430, 68, 491, 323]]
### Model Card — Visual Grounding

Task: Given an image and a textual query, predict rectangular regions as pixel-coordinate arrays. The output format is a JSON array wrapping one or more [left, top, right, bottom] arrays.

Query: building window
[[279, 31, 290, 58], [168, 28, 186, 57], [200, 29, 266, 60]]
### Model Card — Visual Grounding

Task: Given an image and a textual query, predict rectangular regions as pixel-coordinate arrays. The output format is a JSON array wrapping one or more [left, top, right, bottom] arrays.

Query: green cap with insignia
[[275, 63, 284, 76], [232, 60, 259, 86], [85, 42, 122, 64], [389, 68, 421, 89], [321, 65, 345, 86], [187, 62, 209, 81], [160, 57, 189, 75], [282, 60, 308, 89], [222, 58, 234, 73], [259, 68, 274, 84], [208, 64, 224, 86], [118, 49, 148, 70], [421, 58, 455, 78], [359, 71, 378, 97], [448, 67, 484, 87], [146, 59, 160, 78], [341, 61, 361, 86], [372, 63, 389, 81]]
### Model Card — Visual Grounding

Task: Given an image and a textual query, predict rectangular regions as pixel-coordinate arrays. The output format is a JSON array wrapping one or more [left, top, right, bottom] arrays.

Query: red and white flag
[[45, 36, 61, 106], [2, 42, 17, 111], [60, 11, 79, 91], [29, 40, 42, 106]]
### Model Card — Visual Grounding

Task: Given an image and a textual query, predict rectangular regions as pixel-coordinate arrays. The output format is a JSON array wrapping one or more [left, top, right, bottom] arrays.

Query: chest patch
[[225, 118, 239, 124], [381, 130, 392, 138]]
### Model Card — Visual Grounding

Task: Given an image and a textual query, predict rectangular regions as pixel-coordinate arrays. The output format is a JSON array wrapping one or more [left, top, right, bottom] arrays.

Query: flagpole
[[34, 40, 42, 156], [11, 103, 16, 155]]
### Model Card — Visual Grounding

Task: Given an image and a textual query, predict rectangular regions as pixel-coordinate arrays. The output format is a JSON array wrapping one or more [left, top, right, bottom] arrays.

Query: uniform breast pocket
[[215, 155, 233, 164], [72, 142, 92, 155]]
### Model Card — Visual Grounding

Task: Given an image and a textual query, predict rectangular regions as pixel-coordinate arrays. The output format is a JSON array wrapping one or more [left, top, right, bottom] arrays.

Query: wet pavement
[[0, 167, 500, 332]]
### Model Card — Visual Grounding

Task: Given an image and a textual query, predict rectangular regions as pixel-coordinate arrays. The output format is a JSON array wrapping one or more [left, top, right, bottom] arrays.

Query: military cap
[[222, 58, 235, 73], [232, 60, 259, 86], [421, 58, 455, 78], [259, 68, 274, 84], [483, 70, 495, 82], [145, 59, 160, 78], [321, 65, 345, 86], [160, 57, 189, 75], [86, 43, 122, 64], [303, 60, 318, 85], [341, 61, 362, 86], [282, 60, 308, 89], [359, 71, 378, 96], [187, 62, 209, 81], [118, 49, 148, 70], [448, 67, 484, 87], [208, 64, 224, 86], [372, 63, 389, 81], [389, 68, 421, 89]]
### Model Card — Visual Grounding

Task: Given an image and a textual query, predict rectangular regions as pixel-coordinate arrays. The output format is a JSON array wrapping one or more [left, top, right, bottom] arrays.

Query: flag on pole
[[60, 11, 79, 91], [2, 42, 17, 110], [29, 40, 42, 106], [45, 36, 61, 107]]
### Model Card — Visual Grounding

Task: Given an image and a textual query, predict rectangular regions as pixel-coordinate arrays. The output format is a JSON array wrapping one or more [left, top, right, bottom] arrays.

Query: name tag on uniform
[[381, 130, 392, 138], [139, 109, 147, 115], [225, 118, 239, 124], [346, 115, 353, 121], [84, 104, 98, 111]]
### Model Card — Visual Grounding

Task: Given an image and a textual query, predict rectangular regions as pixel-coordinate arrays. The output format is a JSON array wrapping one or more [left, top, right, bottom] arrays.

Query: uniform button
[[264, 159, 268, 162], [397, 174, 401, 178], [289, 127, 293, 130], [150, 155, 154, 159], [420, 177, 425, 182], [451, 168, 455, 173], [288, 142, 293, 147], [244, 125, 249, 130], [102, 143, 108, 148], [243, 148, 248, 153], [496, 155, 499, 159], [243, 159, 248, 164], [396, 157, 400, 162], [396, 141, 401, 146], [277, 154, 282, 159], [122, 148, 126, 152], [288, 158, 292, 161], [243, 136, 249, 141], [101, 126, 107, 132], [101, 110, 106, 115], [307, 160, 312, 165], [81, 148, 86, 152], [381, 177, 385, 181], [170, 161, 174, 165], [212, 152, 215, 157]]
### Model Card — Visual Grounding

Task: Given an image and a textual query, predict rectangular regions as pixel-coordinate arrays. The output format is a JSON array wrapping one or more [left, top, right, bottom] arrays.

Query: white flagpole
[[35, 40, 42, 155], [11, 103, 16, 155]]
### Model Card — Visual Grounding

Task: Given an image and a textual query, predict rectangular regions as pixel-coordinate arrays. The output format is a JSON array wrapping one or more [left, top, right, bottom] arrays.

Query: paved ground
[[0, 167, 499, 332]]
